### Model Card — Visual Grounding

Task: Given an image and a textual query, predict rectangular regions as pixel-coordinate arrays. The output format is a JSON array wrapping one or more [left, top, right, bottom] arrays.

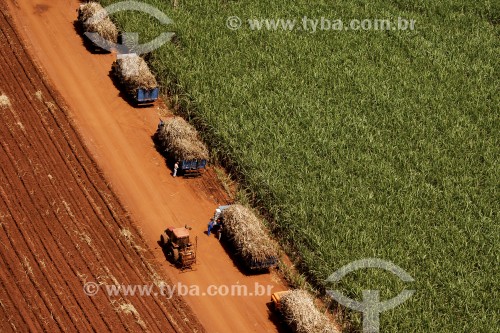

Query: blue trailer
[[136, 87, 159, 104], [248, 256, 278, 271], [154, 119, 209, 177], [214, 205, 278, 271], [112, 54, 160, 105], [180, 159, 207, 177]]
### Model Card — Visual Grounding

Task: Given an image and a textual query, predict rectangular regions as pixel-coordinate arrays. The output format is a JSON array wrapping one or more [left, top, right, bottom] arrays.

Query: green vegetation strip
[[100, 0, 499, 331]]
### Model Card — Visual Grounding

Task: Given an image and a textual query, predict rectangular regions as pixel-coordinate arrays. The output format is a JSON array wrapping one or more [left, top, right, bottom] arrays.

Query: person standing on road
[[173, 161, 179, 177], [157, 118, 165, 131], [217, 223, 223, 240], [207, 219, 214, 236], [214, 208, 221, 221]]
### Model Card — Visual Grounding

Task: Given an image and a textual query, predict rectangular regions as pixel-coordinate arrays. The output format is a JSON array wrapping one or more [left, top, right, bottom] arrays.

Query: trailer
[[215, 205, 278, 272], [112, 53, 159, 105], [248, 256, 278, 271], [180, 159, 207, 177], [136, 87, 159, 104], [76, 2, 118, 53], [154, 118, 209, 177]]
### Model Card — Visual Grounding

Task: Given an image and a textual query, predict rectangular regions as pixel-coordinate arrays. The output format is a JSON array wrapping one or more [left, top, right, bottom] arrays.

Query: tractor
[[271, 290, 290, 311], [160, 226, 197, 270]]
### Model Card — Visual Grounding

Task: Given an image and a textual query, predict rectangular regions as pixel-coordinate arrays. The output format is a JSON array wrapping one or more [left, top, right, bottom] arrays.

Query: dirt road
[[6, 0, 288, 332], [0, 1, 204, 331]]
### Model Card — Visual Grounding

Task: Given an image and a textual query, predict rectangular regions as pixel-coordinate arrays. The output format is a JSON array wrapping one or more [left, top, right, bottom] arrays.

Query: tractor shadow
[[157, 240, 176, 265]]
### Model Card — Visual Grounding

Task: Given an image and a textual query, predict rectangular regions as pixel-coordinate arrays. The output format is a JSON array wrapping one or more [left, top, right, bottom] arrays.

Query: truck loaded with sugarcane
[[271, 290, 339, 333], [112, 53, 159, 104], [154, 117, 209, 177], [77, 2, 118, 53], [214, 204, 278, 271]]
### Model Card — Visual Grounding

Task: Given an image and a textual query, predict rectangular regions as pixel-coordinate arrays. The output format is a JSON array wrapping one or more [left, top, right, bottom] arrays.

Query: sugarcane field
[[0, 0, 497, 333]]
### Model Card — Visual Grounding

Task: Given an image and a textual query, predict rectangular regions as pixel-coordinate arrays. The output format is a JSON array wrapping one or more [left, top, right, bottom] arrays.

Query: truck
[[135, 87, 159, 104], [270, 289, 340, 333], [154, 118, 209, 177], [76, 2, 118, 53], [160, 226, 197, 270], [179, 159, 207, 177], [214, 205, 278, 271], [112, 53, 159, 105]]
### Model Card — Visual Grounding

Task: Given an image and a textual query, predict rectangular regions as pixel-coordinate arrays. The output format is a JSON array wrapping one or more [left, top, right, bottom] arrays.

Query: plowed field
[[0, 2, 204, 332]]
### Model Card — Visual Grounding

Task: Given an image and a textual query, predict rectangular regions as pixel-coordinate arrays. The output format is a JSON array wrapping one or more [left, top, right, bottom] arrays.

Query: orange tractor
[[271, 290, 290, 310], [160, 226, 197, 270]]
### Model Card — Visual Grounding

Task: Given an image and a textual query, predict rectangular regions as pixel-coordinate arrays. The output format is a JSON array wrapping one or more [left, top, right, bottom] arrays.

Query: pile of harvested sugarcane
[[220, 204, 278, 265], [78, 2, 118, 46], [112, 54, 158, 95], [155, 117, 209, 161], [280, 290, 339, 333]]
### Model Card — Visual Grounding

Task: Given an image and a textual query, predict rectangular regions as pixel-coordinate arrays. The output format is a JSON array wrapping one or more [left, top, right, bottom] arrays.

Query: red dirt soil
[[5, 0, 289, 332], [0, 1, 205, 332]]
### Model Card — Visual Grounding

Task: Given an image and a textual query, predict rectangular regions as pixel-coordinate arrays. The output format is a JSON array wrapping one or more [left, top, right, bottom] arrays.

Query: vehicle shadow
[[157, 240, 175, 263], [214, 233, 276, 276], [266, 302, 293, 333], [72, 20, 112, 55], [151, 133, 175, 172]]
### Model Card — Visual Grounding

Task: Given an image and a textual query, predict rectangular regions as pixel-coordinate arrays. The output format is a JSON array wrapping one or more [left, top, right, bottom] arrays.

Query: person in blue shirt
[[207, 218, 215, 236]]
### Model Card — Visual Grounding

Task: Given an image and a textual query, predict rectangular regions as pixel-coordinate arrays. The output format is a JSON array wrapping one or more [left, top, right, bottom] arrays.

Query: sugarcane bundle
[[280, 290, 339, 333], [221, 204, 278, 264], [113, 54, 158, 95], [156, 117, 209, 161], [78, 2, 118, 45]]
